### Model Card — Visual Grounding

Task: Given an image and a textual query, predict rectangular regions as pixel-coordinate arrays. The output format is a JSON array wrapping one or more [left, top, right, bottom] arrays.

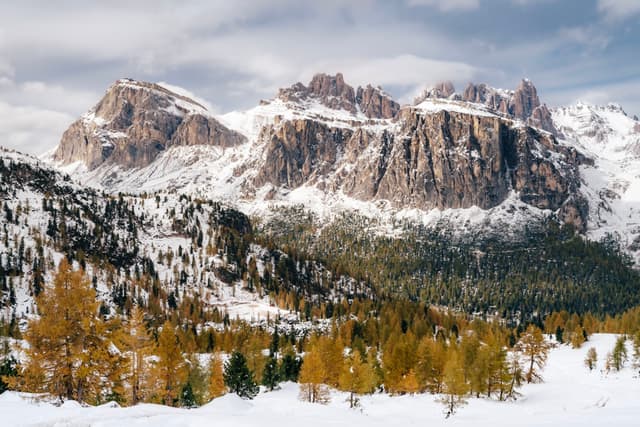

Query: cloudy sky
[[1, 0, 639, 154]]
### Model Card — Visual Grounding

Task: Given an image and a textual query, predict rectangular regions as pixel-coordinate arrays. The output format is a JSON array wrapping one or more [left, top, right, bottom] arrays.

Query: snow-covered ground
[[2, 334, 638, 427]]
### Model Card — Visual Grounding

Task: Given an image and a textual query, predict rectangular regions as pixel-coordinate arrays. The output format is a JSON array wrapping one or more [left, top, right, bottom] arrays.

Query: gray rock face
[[277, 73, 400, 119], [253, 105, 587, 230], [417, 79, 558, 135], [53, 79, 245, 169], [55, 74, 587, 231]]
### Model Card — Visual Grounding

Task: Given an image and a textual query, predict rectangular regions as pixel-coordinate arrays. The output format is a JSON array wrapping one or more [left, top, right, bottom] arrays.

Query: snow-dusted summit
[[552, 102, 640, 262], [48, 74, 589, 238]]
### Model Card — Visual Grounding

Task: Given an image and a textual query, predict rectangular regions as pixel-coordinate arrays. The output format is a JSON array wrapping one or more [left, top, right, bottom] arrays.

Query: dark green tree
[[262, 357, 280, 391], [179, 382, 197, 408], [223, 351, 258, 399], [279, 352, 302, 382], [0, 355, 18, 393]]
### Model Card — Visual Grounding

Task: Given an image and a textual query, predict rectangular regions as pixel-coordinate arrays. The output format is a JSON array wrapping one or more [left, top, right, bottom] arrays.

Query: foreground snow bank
[[2, 334, 639, 426]]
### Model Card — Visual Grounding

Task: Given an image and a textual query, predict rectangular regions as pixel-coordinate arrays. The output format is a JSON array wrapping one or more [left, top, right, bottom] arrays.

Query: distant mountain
[[49, 74, 595, 238]]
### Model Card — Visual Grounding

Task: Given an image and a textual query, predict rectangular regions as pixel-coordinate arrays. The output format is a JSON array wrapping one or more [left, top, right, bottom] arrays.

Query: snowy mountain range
[[44, 73, 640, 262], [3, 73, 640, 326]]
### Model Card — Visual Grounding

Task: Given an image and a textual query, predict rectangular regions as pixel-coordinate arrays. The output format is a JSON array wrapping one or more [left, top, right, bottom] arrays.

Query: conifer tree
[[208, 354, 226, 399], [262, 356, 281, 391], [299, 346, 329, 404], [179, 382, 197, 408], [439, 350, 469, 418], [183, 356, 208, 406], [223, 351, 258, 399], [279, 351, 301, 382], [584, 347, 598, 371], [16, 259, 118, 403], [338, 351, 376, 408], [516, 325, 551, 383], [503, 352, 523, 401], [415, 336, 447, 393], [0, 342, 17, 393], [124, 305, 151, 405], [569, 326, 586, 349], [610, 336, 628, 371], [153, 320, 187, 406]]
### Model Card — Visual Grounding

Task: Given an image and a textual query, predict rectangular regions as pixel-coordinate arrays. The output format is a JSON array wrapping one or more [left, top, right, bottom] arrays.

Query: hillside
[[0, 147, 369, 333]]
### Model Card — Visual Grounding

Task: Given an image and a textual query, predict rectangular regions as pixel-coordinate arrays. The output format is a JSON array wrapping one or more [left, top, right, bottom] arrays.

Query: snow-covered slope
[[2, 147, 357, 326], [2, 334, 638, 426], [553, 103, 640, 262]]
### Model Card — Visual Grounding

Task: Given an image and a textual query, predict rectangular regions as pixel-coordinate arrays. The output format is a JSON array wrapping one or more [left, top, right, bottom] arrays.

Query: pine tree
[[0, 343, 17, 393], [280, 351, 301, 382], [208, 354, 226, 399], [262, 356, 280, 391], [439, 350, 469, 418], [516, 325, 551, 383], [179, 382, 197, 408], [153, 321, 187, 406], [223, 351, 258, 399], [584, 347, 598, 371]]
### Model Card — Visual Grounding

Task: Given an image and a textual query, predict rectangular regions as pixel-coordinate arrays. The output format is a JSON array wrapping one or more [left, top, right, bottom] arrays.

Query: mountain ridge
[[43, 73, 640, 262]]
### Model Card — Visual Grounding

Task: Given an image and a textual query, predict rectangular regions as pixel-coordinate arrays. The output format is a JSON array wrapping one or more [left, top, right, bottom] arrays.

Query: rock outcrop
[[416, 79, 558, 135], [53, 79, 245, 169], [253, 103, 586, 230], [277, 73, 399, 119]]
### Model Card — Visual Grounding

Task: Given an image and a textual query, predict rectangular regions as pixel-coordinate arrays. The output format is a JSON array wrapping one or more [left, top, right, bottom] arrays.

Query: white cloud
[[0, 101, 74, 155], [406, 0, 479, 11], [598, 0, 640, 21], [0, 78, 98, 116], [558, 26, 611, 50]]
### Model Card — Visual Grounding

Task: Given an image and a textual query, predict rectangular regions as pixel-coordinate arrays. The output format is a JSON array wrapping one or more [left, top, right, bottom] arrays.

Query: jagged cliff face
[[277, 73, 400, 119], [416, 79, 557, 135], [53, 79, 246, 169], [51, 73, 589, 232], [250, 104, 586, 230]]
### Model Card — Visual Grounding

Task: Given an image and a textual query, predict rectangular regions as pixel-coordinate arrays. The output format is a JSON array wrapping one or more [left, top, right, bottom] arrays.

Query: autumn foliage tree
[[439, 349, 469, 418], [516, 325, 551, 383], [152, 320, 187, 406], [299, 344, 329, 404], [124, 305, 151, 404], [338, 351, 376, 408], [208, 354, 226, 399], [15, 259, 124, 404]]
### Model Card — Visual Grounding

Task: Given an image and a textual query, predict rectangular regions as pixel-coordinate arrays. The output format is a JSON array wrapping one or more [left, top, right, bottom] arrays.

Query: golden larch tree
[[338, 351, 376, 408], [208, 353, 226, 399], [17, 259, 121, 404], [152, 320, 187, 406], [299, 344, 329, 404]]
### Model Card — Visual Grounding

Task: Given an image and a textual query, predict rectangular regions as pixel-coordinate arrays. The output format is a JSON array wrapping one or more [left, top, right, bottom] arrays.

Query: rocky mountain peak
[[277, 73, 399, 119], [415, 79, 557, 135], [414, 81, 457, 103], [511, 78, 540, 119], [53, 78, 245, 170]]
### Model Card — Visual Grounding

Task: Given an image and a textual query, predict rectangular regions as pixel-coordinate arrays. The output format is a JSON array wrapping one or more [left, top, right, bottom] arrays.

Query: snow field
[[2, 334, 639, 427]]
